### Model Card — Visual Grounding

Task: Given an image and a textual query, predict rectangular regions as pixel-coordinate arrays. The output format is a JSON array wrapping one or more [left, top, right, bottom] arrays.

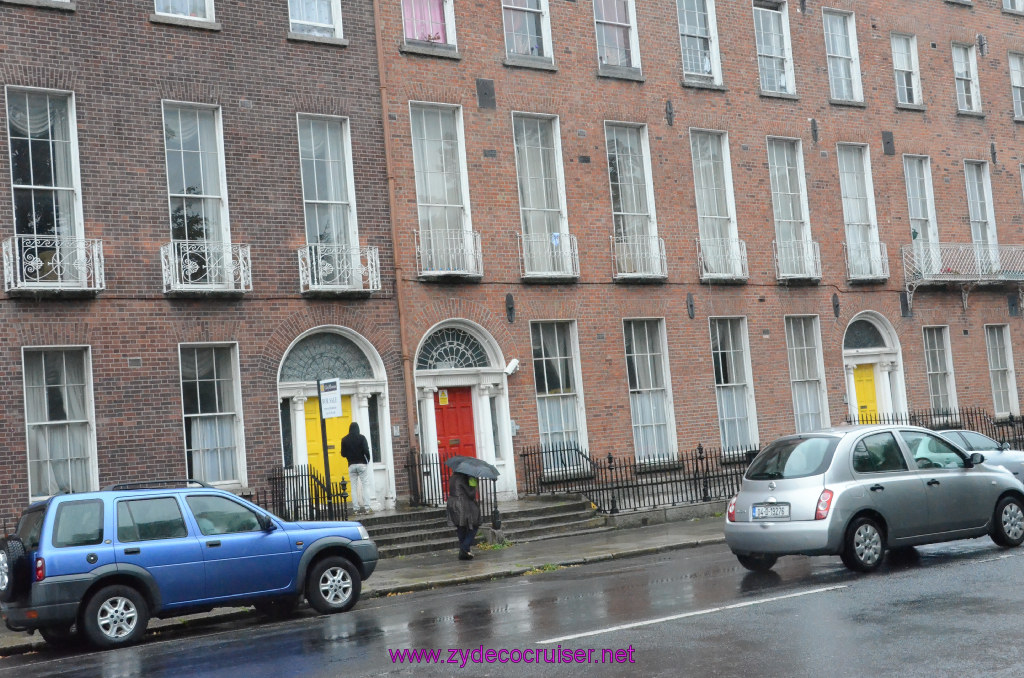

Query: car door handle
[[927, 479, 941, 486], [124, 547, 141, 555], [869, 484, 884, 492], [206, 540, 221, 548]]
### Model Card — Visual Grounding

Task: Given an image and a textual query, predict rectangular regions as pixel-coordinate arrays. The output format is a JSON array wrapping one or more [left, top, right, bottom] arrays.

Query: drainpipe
[[371, 0, 420, 463]]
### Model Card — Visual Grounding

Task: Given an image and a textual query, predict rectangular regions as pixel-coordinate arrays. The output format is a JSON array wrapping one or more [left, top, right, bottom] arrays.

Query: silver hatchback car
[[724, 425, 1024, 573]]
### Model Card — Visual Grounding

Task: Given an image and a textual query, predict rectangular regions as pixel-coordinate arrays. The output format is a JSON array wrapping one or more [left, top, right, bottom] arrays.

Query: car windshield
[[746, 437, 838, 480]]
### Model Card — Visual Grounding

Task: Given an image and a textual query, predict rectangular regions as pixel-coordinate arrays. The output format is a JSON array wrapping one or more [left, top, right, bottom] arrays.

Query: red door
[[435, 387, 476, 494]]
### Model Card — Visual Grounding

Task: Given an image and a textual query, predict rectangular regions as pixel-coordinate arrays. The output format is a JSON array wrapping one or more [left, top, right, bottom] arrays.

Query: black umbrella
[[444, 455, 500, 480]]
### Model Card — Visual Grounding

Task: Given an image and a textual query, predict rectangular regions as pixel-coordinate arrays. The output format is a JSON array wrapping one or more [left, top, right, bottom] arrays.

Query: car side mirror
[[969, 452, 986, 467], [1001, 441, 1011, 451], [259, 515, 277, 532]]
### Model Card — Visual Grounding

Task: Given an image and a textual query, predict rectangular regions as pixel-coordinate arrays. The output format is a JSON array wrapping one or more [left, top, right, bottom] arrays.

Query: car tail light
[[34, 558, 45, 582], [815, 490, 834, 520], [727, 496, 737, 522]]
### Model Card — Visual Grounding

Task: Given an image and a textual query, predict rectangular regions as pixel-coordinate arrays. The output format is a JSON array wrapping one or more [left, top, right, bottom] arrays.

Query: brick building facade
[[379, 0, 1024, 500], [4, 0, 1024, 518], [0, 0, 408, 519]]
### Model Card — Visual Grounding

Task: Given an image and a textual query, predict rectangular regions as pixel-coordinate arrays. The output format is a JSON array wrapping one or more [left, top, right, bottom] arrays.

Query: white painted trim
[[688, 127, 739, 242], [500, 0, 552, 61], [984, 324, 1020, 417], [902, 154, 939, 244], [951, 42, 983, 112], [842, 311, 908, 419], [154, 0, 215, 22], [294, 113, 360, 254], [510, 111, 570, 238], [621, 317, 678, 460], [783, 315, 830, 432], [592, 0, 641, 70], [677, 0, 723, 84], [766, 135, 812, 242], [408, 101, 473, 234], [288, 0, 343, 38], [891, 33, 923, 106], [921, 325, 958, 411], [963, 159, 999, 246], [822, 8, 863, 101], [603, 121, 658, 239], [836, 142, 879, 242], [707, 316, 759, 450]]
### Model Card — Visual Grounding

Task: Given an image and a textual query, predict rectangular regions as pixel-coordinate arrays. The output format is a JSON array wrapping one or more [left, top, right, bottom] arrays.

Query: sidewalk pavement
[[0, 517, 726, 656]]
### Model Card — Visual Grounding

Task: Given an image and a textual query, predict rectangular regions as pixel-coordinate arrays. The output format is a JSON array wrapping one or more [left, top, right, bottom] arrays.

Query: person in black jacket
[[446, 472, 482, 560], [341, 422, 371, 514]]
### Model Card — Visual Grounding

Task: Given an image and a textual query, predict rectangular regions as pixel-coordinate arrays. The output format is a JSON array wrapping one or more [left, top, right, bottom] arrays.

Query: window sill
[[597, 65, 645, 83], [400, 40, 461, 60], [944, 0, 973, 6], [759, 89, 799, 101], [681, 76, 725, 91], [1, 0, 75, 10], [150, 13, 222, 31], [1004, 8, 1024, 17], [1014, 116, 1024, 124], [957, 109, 985, 118], [829, 98, 866, 108], [287, 32, 349, 47], [503, 55, 557, 72], [896, 101, 926, 111]]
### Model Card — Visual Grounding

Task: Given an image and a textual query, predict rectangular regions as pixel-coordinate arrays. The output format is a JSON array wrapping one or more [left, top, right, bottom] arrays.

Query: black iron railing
[[846, 407, 1024, 449], [261, 464, 349, 522], [406, 449, 501, 529], [520, 442, 755, 513]]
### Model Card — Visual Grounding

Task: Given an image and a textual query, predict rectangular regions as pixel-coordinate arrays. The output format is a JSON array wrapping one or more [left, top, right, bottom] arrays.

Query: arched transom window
[[417, 327, 490, 370], [281, 333, 373, 382], [843, 319, 887, 350]]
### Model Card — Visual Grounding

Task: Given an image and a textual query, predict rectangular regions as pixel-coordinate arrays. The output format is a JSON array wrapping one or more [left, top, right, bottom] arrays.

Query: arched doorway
[[414, 321, 517, 501], [842, 312, 907, 422], [277, 328, 395, 510]]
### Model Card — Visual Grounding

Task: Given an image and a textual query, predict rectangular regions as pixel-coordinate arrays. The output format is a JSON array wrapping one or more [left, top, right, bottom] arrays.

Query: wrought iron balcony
[[611, 235, 667, 280], [773, 240, 822, 282], [2, 235, 105, 294], [519, 232, 580, 280], [161, 240, 252, 294], [415, 228, 483, 279], [298, 244, 380, 295], [843, 241, 889, 282], [902, 242, 1024, 285], [696, 237, 748, 282]]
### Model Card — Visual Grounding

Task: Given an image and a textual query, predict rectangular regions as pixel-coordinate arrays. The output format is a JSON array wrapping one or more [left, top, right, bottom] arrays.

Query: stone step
[[495, 508, 599, 532], [499, 516, 608, 542], [370, 503, 596, 543], [358, 508, 447, 528]]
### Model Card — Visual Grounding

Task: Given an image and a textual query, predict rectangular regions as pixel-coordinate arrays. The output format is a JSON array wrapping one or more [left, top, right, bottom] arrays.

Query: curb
[[0, 535, 726, 658]]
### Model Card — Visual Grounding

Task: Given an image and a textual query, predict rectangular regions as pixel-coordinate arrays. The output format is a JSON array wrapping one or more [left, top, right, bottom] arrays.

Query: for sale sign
[[319, 378, 344, 419]]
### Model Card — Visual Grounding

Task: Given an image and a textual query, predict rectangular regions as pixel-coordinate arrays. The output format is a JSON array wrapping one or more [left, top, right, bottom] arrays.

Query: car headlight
[[357, 525, 369, 540]]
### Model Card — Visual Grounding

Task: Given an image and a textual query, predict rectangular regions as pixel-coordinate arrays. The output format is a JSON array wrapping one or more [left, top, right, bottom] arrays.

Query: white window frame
[[296, 113, 359, 249], [891, 33, 922, 106], [593, 0, 642, 71], [511, 112, 570, 250], [952, 43, 982, 113], [161, 101, 231, 245], [409, 101, 473, 233], [752, 0, 795, 95], [690, 128, 739, 242], [288, 0, 343, 38], [622, 318, 677, 462], [677, 0, 723, 85], [784, 316, 830, 433], [709, 317, 758, 453], [1006, 0, 1024, 13], [822, 9, 862, 102], [402, 0, 458, 47], [964, 160, 998, 247], [604, 121, 658, 239], [178, 342, 247, 488], [21, 346, 99, 502], [1010, 52, 1024, 119], [154, 0, 216, 22], [530, 320, 589, 454], [501, 0, 553, 61], [985, 324, 1020, 417], [922, 326, 957, 413], [766, 136, 811, 243], [5, 86, 85, 240], [837, 143, 881, 276], [903, 154, 939, 254]]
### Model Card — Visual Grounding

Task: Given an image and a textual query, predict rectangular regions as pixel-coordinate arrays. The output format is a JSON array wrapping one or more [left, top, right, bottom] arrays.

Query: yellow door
[[853, 364, 878, 422], [304, 396, 352, 486]]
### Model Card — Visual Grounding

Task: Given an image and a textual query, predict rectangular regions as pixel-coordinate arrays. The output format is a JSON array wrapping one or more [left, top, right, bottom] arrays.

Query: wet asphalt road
[[3, 539, 1024, 678]]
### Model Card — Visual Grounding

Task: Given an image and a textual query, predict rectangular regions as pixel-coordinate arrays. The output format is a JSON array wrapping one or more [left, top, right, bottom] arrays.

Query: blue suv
[[0, 480, 377, 649]]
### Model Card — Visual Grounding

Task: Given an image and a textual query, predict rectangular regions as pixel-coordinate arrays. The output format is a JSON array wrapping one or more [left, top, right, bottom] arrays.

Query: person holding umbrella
[[444, 456, 499, 561]]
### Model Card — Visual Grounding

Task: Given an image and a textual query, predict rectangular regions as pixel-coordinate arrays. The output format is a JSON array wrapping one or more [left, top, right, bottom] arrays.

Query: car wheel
[[0, 537, 28, 603], [306, 557, 361, 614], [253, 595, 300, 620], [80, 585, 150, 649], [39, 624, 82, 648], [840, 517, 885, 572], [990, 495, 1024, 548], [736, 554, 778, 572]]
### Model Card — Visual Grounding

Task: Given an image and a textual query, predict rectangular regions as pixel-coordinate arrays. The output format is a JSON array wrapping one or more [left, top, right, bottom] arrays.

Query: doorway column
[[878, 362, 896, 416], [417, 386, 439, 459], [844, 365, 857, 422], [353, 389, 378, 508], [290, 396, 308, 467]]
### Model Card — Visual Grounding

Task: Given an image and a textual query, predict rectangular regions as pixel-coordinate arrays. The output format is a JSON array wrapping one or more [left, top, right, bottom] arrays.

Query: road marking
[[538, 585, 847, 644]]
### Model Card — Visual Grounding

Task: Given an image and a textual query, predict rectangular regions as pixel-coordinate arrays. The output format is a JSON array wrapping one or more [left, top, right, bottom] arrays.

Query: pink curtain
[[403, 0, 447, 43]]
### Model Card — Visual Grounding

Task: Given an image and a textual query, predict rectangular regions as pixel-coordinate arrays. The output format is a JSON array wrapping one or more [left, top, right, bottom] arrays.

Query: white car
[[938, 430, 1024, 478]]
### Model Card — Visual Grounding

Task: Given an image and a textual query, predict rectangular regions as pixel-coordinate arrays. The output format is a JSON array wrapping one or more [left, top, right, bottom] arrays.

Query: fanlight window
[[280, 333, 373, 382], [417, 327, 490, 370], [843, 319, 886, 350]]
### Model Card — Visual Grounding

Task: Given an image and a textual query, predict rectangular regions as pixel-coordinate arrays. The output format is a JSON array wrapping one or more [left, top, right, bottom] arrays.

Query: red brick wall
[[0, 1, 408, 519], [378, 0, 1024, 483]]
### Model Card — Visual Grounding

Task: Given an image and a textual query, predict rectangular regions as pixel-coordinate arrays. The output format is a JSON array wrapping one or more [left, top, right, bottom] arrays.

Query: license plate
[[751, 503, 790, 520]]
